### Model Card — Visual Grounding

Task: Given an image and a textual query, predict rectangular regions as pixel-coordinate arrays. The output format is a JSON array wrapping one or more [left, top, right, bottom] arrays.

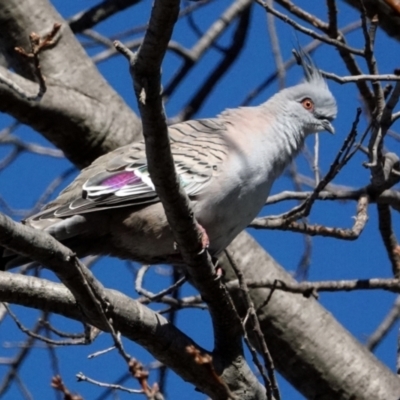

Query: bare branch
[[0, 318, 40, 396], [164, 0, 253, 97], [377, 203, 400, 278], [4, 305, 90, 346], [225, 250, 280, 400], [76, 372, 143, 395], [251, 195, 369, 241], [113, 1, 263, 397], [51, 375, 84, 400], [114, 0, 246, 368], [322, 71, 400, 83], [135, 265, 187, 302], [366, 296, 400, 351], [275, 0, 329, 31], [172, 4, 251, 122], [359, 1, 384, 108], [68, 0, 141, 33], [0, 270, 242, 399], [230, 277, 400, 295], [326, 0, 338, 36], [261, 108, 362, 224], [256, 0, 364, 55], [266, 0, 285, 89]]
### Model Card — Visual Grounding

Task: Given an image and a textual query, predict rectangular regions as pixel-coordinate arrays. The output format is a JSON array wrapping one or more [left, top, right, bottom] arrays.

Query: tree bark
[[0, 0, 142, 168], [222, 232, 400, 399], [344, 0, 400, 41], [1, 0, 399, 399]]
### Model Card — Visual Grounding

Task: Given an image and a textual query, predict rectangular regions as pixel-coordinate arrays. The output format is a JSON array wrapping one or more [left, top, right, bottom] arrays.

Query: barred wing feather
[[31, 119, 229, 220]]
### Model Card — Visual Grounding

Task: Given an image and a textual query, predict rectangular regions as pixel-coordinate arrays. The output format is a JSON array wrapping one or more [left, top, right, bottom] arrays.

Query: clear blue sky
[[1, 1, 399, 399]]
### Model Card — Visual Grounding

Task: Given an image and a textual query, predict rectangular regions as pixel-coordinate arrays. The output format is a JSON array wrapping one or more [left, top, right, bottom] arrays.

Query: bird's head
[[273, 49, 337, 135]]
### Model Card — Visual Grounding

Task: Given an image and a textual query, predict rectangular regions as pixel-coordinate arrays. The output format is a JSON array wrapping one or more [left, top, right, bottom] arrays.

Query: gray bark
[[344, 0, 400, 41], [223, 232, 400, 399], [0, 0, 142, 168], [0, 0, 399, 399]]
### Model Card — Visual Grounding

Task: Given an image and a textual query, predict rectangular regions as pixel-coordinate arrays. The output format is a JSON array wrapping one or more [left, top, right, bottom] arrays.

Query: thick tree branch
[[222, 231, 400, 399], [0, 271, 245, 400], [0, 66, 139, 168], [2, 1, 400, 399], [0, 0, 141, 168], [113, 0, 262, 397], [0, 211, 264, 399]]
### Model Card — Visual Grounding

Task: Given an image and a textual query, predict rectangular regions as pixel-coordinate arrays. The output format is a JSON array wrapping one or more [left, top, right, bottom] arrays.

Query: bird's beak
[[323, 120, 335, 134]]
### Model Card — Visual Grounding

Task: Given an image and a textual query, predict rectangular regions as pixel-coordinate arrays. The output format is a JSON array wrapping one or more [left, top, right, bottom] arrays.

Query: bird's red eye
[[301, 98, 314, 111]]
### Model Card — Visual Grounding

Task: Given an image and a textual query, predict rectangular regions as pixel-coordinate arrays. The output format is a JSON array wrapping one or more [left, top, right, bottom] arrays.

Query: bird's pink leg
[[196, 223, 223, 278], [172, 223, 224, 276], [173, 222, 210, 254], [196, 222, 210, 253]]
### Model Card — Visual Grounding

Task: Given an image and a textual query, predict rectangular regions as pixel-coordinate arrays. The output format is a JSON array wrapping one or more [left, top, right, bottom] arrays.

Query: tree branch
[[0, 0, 141, 168], [114, 0, 262, 397], [0, 271, 239, 400], [221, 231, 400, 399]]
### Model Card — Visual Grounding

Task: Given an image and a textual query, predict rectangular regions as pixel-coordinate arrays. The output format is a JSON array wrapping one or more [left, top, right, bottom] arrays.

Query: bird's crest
[[292, 47, 326, 87]]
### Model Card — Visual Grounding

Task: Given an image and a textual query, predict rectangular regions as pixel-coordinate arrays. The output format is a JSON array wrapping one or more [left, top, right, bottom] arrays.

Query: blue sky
[[1, 1, 400, 399]]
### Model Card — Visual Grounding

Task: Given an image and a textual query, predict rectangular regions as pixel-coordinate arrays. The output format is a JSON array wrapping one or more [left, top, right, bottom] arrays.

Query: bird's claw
[[196, 223, 210, 254]]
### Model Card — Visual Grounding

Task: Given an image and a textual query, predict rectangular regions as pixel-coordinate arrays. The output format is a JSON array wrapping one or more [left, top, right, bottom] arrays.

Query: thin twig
[[256, 0, 364, 55], [164, 0, 253, 98], [366, 296, 400, 351], [359, 0, 383, 106], [322, 72, 400, 83], [76, 372, 143, 394], [225, 250, 280, 400], [171, 4, 251, 122], [0, 319, 40, 396], [251, 195, 369, 241], [135, 264, 187, 302], [227, 278, 400, 295], [313, 133, 320, 185], [275, 0, 329, 31], [266, 0, 285, 89], [10, 23, 61, 101], [4, 304, 90, 346], [263, 108, 362, 224], [377, 204, 400, 278], [286, 161, 313, 280]]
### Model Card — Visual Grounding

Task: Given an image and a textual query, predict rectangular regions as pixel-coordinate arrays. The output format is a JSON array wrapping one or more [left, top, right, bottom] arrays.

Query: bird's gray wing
[[30, 119, 229, 221]]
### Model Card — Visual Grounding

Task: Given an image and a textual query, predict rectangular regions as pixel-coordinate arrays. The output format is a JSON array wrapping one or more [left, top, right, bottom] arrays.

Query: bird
[[2, 50, 337, 269]]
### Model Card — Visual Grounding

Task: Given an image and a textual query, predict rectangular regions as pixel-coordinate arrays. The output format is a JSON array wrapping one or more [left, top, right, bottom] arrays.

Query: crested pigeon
[[2, 51, 337, 268]]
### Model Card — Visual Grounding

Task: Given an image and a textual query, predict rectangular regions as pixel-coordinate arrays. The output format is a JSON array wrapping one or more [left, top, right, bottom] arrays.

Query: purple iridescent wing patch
[[101, 171, 141, 189]]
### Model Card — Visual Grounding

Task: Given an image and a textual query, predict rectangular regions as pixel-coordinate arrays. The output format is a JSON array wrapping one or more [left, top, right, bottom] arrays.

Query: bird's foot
[[196, 223, 210, 254], [172, 223, 210, 254], [212, 256, 224, 280]]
